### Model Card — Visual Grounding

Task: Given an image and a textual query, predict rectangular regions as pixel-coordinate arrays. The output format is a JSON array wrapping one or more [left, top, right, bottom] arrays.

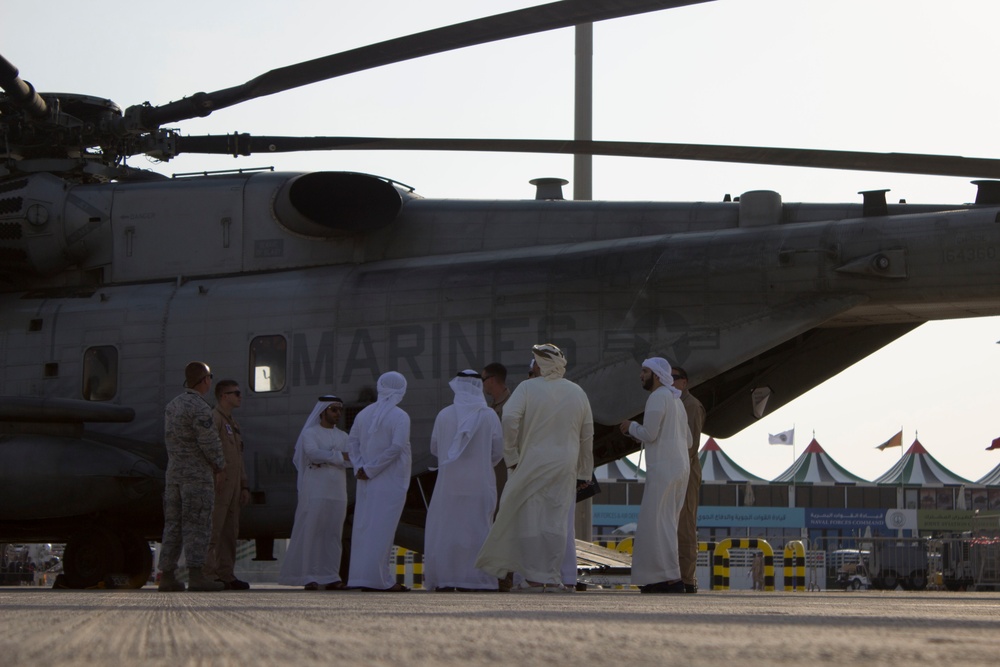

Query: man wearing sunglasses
[[204, 379, 251, 590], [280, 395, 352, 590]]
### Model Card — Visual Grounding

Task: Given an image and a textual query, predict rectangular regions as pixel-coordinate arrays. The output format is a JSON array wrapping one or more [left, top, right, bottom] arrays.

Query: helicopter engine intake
[[272, 171, 408, 238]]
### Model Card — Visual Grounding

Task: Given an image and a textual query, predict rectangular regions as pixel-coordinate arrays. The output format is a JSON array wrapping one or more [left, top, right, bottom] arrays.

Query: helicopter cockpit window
[[250, 335, 287, 393], [83, 346, 118, 401]]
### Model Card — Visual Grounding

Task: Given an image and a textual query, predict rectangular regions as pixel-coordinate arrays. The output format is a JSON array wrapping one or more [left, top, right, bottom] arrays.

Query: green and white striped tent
[[699, 438, 767, 484], [977, 462, 1000, 486], [595, 456, 645, 481], [875, 439, 975, 487], [772, 438, 870, 485]]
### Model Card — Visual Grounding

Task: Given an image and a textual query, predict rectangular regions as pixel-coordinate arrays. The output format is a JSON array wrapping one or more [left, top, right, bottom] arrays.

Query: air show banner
[[593, 505, 805, 528], [594, 505, 943, 531]]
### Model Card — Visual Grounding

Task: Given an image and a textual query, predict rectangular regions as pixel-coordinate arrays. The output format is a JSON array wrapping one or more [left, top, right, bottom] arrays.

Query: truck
[[868, 539, 928, 590]]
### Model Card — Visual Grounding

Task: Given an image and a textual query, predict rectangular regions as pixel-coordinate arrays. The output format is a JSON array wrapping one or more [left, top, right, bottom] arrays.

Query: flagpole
[[899, 427, 906, 535], [792, 423, 797, 466]]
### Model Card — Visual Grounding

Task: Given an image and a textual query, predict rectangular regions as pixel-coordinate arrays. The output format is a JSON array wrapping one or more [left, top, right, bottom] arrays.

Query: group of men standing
[[158, 345, 704, 594], [159, 364, 414, 593], [270, 371, 415, 592], [427, 345, 703, 594]]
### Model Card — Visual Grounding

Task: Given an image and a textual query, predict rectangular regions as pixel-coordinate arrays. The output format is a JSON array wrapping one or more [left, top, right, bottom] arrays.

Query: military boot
[[187, 566, 225, 592], [158, 569, 185, 592]]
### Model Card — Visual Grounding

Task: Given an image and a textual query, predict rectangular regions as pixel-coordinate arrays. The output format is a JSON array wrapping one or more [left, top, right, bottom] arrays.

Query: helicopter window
[[250, 335, 287, 393], [82, 346, 118, 401]]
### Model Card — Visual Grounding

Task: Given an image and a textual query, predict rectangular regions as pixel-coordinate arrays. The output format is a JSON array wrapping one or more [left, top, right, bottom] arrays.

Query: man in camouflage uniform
[[158, 361, 227, 592]]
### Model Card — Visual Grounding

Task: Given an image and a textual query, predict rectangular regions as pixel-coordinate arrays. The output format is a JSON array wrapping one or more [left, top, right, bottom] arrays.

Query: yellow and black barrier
[[710, 538, 774, 591], [393, 547, 424, 590], [783, 540, 806, 591]]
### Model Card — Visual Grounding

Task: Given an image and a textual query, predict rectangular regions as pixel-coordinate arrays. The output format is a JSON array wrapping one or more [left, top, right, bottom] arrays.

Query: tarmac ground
[[2, 586, 998, 666]]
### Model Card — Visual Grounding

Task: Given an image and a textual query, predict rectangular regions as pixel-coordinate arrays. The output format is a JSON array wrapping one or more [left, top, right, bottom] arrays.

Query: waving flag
[[768, 428, 795, 445], [876, 431, 903, 451]]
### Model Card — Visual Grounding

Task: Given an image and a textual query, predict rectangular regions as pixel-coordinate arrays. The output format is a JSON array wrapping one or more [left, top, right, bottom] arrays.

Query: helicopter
[[3, 0, 1000, 588]]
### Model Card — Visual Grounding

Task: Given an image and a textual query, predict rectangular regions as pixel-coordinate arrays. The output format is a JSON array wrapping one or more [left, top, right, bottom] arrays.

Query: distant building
[[593, 437, 998, 547]]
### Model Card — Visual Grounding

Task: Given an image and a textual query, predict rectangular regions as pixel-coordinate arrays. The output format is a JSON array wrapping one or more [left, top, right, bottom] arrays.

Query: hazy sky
[[7, 0, 1000, 481]]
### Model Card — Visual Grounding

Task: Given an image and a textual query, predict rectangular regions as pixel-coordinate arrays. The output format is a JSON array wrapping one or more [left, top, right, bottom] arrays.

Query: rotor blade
[[0, 54, 47, 117], [140, 0, 713, 128], [175, 134, 1000, 180]]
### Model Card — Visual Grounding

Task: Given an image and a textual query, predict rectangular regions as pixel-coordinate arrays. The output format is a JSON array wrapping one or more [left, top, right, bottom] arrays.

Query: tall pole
[[573, 23, 593, 201], [899, 427, 905, 536], [574, 22, 594, 546]]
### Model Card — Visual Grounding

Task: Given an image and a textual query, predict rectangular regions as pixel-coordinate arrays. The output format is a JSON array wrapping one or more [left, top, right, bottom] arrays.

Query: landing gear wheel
[[62, 527, 124, 589], [908, 571, 927, 591], [119, 532, 153, 589]]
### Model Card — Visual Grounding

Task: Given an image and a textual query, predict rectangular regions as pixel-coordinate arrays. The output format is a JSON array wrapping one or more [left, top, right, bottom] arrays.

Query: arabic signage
[[593, 505, 640, 526], [806, 509, 886, 529], [696, 506, 804, 528], [918, 510, 974, 532]]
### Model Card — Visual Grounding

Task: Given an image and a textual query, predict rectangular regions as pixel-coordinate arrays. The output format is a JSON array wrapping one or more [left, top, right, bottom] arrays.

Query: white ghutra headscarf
[[368, 371, 407, 433], [438, 370, 490, 467], [292, 395, 344, 488], [641, 357, 682, 397], [531, 343, 567, 380]]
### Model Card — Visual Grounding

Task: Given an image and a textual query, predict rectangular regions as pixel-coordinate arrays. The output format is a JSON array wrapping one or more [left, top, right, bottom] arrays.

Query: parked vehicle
[[836, 561, 871, 590], [828, 549, 870, 590], [939, 537, 975, 591], [869, 539, 928, 590]]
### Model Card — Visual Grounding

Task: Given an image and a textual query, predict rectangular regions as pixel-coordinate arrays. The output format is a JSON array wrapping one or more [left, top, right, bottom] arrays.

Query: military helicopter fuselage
[[3, 166, 1000, 587], [4, 0, 1000, 589]]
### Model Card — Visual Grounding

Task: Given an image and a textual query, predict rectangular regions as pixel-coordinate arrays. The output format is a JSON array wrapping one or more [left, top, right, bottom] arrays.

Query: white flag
[[768, 428, 795, 445]]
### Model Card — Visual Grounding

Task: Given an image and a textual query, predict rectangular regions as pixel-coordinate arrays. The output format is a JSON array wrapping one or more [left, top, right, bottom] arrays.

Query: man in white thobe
[[424, 370, 504, 591], [619, 357, 691, 594], [476, 344, 594, 592], [279, 395, 351, 590], [347, 371, 412, 591], [530, 357, 579, 590]]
